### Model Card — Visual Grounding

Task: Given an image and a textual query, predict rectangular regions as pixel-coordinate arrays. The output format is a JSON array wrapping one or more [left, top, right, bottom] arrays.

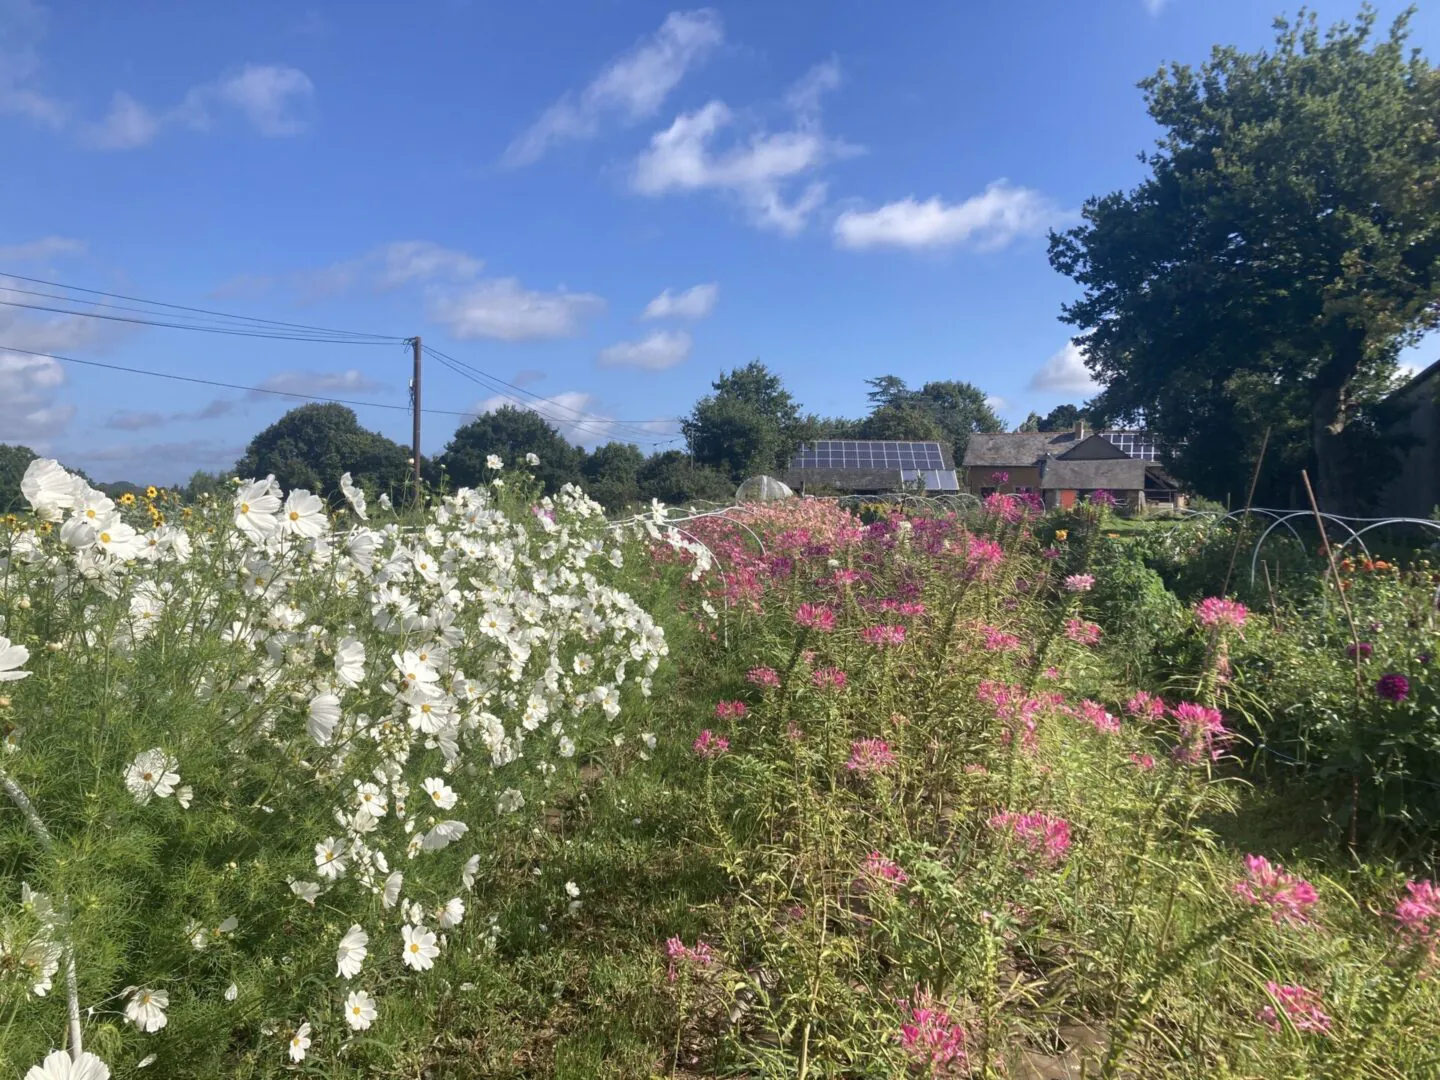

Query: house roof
[[963, 431, 1082, 467], [1039, 457, 1148, 491]]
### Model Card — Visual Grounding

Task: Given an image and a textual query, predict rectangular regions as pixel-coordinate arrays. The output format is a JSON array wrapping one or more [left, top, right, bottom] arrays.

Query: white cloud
[[0, 349, 73, 447], [85, 92, 162, 149], [598, 329, 692, 370], [430, 279, 606, 342], [253, 369, 385, 397], [0, 0, 66, 128], [504, 9, 723, 166], [0, 236, 85, 261], [0, 276, 110, 352], [470, 389, 627, 445], [642, 282, 717, 320], [985, 394, 1008, 413], [372, 241, 482, 289], [1028, 342, 1098, 394], [105, 410, 167, 431], [835, 182, 1070, 252], [220, 241, 481, 302], [631, 61, 854, 235], [72, 439, 242, 484], [212, 64, 314, 137]]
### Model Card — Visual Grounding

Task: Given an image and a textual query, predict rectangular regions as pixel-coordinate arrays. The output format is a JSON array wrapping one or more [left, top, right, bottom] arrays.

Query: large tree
[[581, 441, 645, 511], [235, 404, 411, 503], [682, 361, 808, 479], [1049, 7, 1440, 508], [859, 376, 1005, 461], [434, 406, 584, 494], [635, 449, 736, 505], [0, 443, 38, 512]]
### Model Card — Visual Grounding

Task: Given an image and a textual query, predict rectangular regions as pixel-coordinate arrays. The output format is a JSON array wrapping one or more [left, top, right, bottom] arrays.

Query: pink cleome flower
[[1065, 618, 1102, 646], [989, 811, 1072, 865], [1234, 854, 1319, 926], [859, 851, 909, 892], [811, 666, 848, 691], [1195, 596, 1249, 631], [898, 990, 969, 1074], [860, 624, 907, 647], [714, 700, 748, 720], [1129, 752, 1156, 771], [1076, 699, 1121, 735], [746, 666, 781, 689], [1171, 701, 1230, 764], [846, 738, 896, 775], [664, 936, 715, 982], [1257, 982, 1332, 1035], [794, 603, 837, 632], [980, 625, 1023, 652], [1394, 879, 1440, 955], [1126, 690, 1168, 722], [1063, 573, 1096, 593], [692, 730, 730, 758]]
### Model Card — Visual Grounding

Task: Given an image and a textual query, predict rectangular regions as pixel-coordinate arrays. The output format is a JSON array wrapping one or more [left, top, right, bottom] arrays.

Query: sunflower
[[119, 492, 137, 506], [146, 485, 159, 499]]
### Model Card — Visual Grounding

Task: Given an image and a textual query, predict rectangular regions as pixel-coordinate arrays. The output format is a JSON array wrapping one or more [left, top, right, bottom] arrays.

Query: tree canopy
[[434, 406, 585, 494], [1049, 6, 1440, 507], [857, 377, 1005, 461], [234, 404, 411, 504], [0, 443, 38, 513], [682, 361, 808, 480], [581, 441, 646, 511]]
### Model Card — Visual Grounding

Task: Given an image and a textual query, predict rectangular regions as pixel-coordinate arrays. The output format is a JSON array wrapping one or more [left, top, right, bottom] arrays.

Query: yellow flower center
[[352, 1006, 362, 1015], [289, 511, 300, 521], [142, 771, 154, 782], [239, 503, 250, 514], [100, 533, 111, 543], [421, 703, 432, 714], [85, 508, 96, 519], [409, 943, 420, 953]]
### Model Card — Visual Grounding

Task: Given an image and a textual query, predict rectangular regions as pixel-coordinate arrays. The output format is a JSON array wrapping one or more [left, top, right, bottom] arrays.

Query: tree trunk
[[1310, 329, 1366, 514]]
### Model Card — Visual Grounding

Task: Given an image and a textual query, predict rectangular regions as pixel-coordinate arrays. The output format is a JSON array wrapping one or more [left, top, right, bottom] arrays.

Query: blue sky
[[2, 0, 1437, 483]]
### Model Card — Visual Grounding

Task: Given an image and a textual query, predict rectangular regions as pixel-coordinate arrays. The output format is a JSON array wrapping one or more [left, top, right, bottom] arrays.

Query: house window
[[1014, 485, 1034, 494], [979, 487, 997, 498]]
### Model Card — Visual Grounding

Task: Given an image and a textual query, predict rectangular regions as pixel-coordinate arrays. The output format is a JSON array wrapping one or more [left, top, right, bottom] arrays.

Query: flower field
[[1, 463, 1438, 1078]]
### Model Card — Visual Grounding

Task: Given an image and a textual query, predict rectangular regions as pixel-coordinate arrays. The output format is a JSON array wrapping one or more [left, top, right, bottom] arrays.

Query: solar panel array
[[791, 440, 946, 470], [902, 470, 961, 492], [1100, 431, 1160, 461]]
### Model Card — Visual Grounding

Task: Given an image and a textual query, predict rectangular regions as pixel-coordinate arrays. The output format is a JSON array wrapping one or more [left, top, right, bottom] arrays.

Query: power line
[[0, 297, 400, 344], [0, 271, 404, 341], [0, 343, 479, 418]]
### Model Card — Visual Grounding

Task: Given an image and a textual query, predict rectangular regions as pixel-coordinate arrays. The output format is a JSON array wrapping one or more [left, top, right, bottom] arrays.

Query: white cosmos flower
[[558, 736, 575, 758], [336, 923, 368, 979], [497, 788, 525, 814], [339, 473, 368, 521], [20, 459, 80, 521], [123, 749, 180, 805], [381, 871, 404, 909], [224, 982, 238, 1001], [190, 915, 238, 950], [354, 782, 386, 818], [525, 452, 540, 466], [124, 987, 169, 1032], [401, 924, 439, 971], [281, 490, 327, 538], [564, 881, 580, 899], [95, 521, 144, 560], [378, 492, 392, 510], [421, 820, 468, 851], [462, 854, 480, 891], [233, 480, 281, 542], [307, 693, 341, 746], [344, 988, 377, 1030], [23, 1049, 111, 1080], [0, 636, 31, 682], [421, 777, 457, 811], [288, 1021, 311, 1063], [485, 454, 503, 470], [334, 636, 366, 687], [289, 879, 321, 905], [175, 785, 193, 809], [315, 837, 348, 880], [437, 896, 465, 928]]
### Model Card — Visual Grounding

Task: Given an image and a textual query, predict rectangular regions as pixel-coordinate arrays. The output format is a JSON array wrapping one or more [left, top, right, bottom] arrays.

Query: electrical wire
[[0, 298, 400, 343]]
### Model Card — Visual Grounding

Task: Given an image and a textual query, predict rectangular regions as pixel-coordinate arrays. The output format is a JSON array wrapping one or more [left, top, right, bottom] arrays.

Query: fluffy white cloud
[[642, 283, 717, 320], [71, 439, 243, 484], [213, 64, 314, 136], [0, 0, 66, 128], [0, 350, 74, 446], [430, 279, 606, 342], [835, 182, 1069, 252], [631, 60, 853, 235], [504, 9, 723, 166], [217, 241, 481, 302], [254, 369, 385, 397], [598, 329, 692, 370], [1028, 342, 1099, 394], [469, 390, 636, 445], [85, 92, 162, 149], [0, 236, 85, 261], [0, 276, 110, 352]]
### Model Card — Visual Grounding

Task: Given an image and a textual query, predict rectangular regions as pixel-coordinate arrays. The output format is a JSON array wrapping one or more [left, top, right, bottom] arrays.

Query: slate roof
[[963, 431, 1082, 467], [1039, 457, 1148, 491]]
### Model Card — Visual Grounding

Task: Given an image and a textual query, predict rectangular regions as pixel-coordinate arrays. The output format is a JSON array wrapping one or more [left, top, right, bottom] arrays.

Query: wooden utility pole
[[410, 336, 422, 493]]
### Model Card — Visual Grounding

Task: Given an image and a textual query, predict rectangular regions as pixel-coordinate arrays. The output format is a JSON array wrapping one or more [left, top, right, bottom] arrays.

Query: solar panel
[[1101, 431, 1160, 461], [794, 440, 945, 470]]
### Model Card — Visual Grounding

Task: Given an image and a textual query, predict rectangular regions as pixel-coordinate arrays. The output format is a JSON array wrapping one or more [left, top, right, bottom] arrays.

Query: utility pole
[[410, 336, 422, 494]]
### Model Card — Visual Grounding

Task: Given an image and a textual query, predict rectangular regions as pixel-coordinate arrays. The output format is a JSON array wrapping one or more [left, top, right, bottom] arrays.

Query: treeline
[[3, 362, 1089, 514]]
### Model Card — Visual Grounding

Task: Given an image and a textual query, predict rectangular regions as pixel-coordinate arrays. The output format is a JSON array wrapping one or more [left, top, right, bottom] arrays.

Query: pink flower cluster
[[746, 666, 781, 688], [989, 811, 1072, 865], [1171, 701, 1230, 764], [714, 700, 747, 720], [846, 738, 897, 775], [1394, 878, 1439, 954], [1129, 752, 1156, 770], [1065, 618, 1102, 646], [980, 625, 1022, 652], [1126, 691, 1167, 722], [1234, 854, 1319, 926], [1257, 982, 1331, 1035], [860, 624, 907, 647], [664, 936, 715, 982], [1195, 596, 1248, 631], [979, 681, 1065, 753], [692, 730, 730, 758], [794, 603, 837, 631], [1063, 573, 1096, 593], [859, 851, 909, 892], [1077, 699, 1121, 735], [898, 990, 970, 1074], [964, 538, 1006, 576], [811, 666, 848, 691]]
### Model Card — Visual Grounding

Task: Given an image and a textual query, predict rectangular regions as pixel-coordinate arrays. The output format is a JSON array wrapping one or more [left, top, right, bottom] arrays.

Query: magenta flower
[[714, 700, 748, 720], [1346, 641, 1374, 660], [811, 666, 848, 691], [898, 990, 969, 1074], [1257, 982, 1332, 1035], [664, 936, 715, 982], [989, 811, 1071, 864], [1195, 596, 1248, 631], [746, 666, 781, 689], [1375, 673, 1410, 702], [860, 624, 906, 647], [1089, 489, 1118, 508], [1394, 879, 1439, 953], [1063, 574, 1095, 592], [980, 625, 1022, 652], [846, 738, 896, 775], [858, 851, 909, 893], [1065, 618, 1102, 646], [1129, 752, 1156, 771], [1077, 699, 1121, 735], [1126, 691, 1167, 722], [1234, 854, 1319, 926], [990, 470, 1010, 485], [1171, 701, 1230, 764], [692, 730, 730, 758], [794, 603, 836, 631]]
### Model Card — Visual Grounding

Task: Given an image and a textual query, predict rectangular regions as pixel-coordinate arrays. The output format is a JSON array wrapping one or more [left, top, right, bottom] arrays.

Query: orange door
[[1058, 490, 1077, 509]]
